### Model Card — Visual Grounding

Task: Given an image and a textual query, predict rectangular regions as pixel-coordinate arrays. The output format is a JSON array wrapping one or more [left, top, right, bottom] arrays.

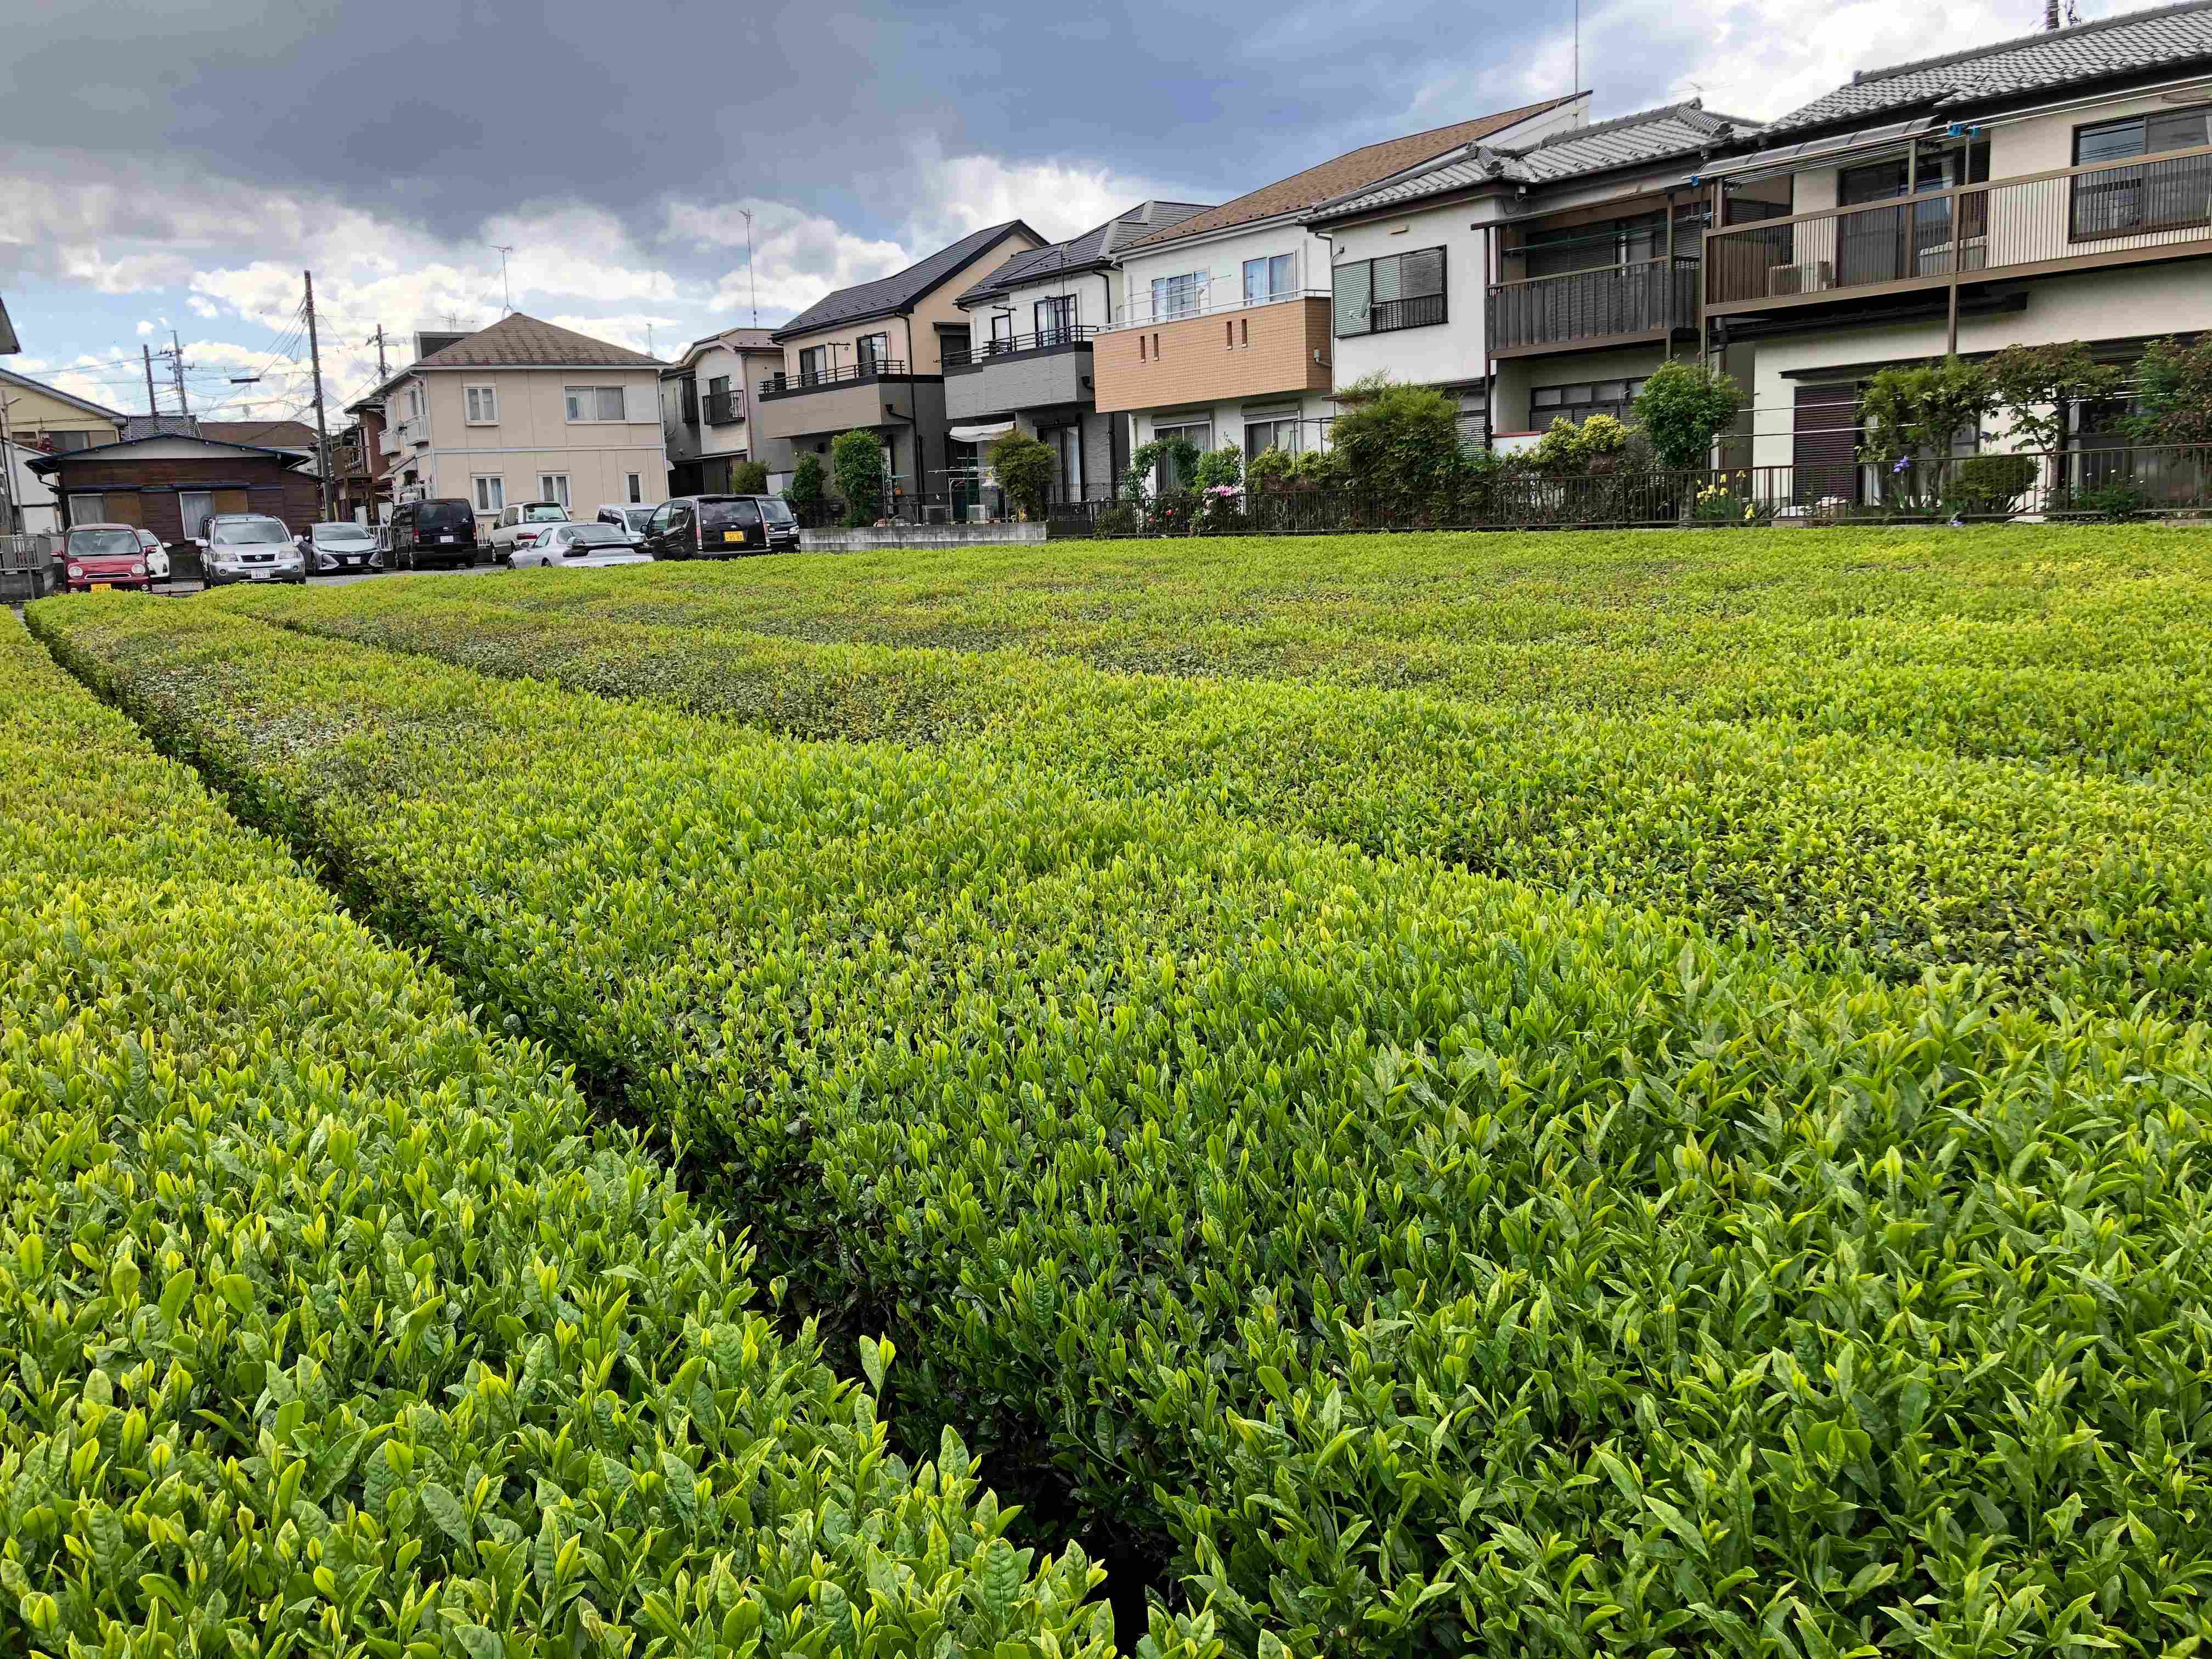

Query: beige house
[[0, 365, 126, 455], [375, 313, 668, 523]]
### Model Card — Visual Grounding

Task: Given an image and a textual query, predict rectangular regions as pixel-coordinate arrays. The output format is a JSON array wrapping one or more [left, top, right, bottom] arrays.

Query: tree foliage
[[991, 430, 1057, 519], [2129, 335, 2212, 447], [786, 453, 826, 520], [1326, 374, 1460, 501], [730, 459, 770, 494], [1858, 358, 1999, 466], [1632, 358, 1744, 470], [1985, 342, 2124, 455], [830, 429, 887, 526]]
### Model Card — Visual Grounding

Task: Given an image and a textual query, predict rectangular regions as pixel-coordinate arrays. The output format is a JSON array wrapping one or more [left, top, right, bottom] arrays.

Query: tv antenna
[[491, 245, 515, 312]]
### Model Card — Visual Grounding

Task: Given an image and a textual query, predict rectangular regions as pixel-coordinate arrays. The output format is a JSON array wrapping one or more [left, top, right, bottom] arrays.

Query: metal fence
[[0, 532, 61, 600], [1043, 446, 2212, 537]]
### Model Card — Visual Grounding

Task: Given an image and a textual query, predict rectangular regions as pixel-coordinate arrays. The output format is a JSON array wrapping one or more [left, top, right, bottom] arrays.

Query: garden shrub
[[1631, 357, 1743, 470], [1942, 452, 2040, 516], [830, 429, 887, 526]]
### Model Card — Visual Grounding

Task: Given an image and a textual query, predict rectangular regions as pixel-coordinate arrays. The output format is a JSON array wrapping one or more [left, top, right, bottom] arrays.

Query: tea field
[[16, 523, 2212, 1659]]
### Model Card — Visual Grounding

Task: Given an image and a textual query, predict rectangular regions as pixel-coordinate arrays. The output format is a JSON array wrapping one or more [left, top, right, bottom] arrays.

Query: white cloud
[[903, 148, 1167, 246], [135, 319, 154, 335], [670, 197, 913, 318]]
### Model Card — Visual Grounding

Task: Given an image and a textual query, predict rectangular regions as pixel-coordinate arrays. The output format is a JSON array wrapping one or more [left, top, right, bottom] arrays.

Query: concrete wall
[[800, 520, 1048, 551], [1493, 343, 1674, 437], [1325, 210, 1489, 391], [1117, 221, 1330, 328], [963, 269, 1117, 353]]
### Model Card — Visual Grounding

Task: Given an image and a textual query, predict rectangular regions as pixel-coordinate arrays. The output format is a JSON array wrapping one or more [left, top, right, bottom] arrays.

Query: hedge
[[0, 611, 1131, 1659], [218, 583, 2212, 1015], [37, 595, 2212, 1659], [244, 523, 2212, 777]]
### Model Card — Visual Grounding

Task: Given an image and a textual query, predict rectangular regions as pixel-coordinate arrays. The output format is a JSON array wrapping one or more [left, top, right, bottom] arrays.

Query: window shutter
[[1793, 383, 1860, 506], [1372, 255, 1404, 306], [1402, 246, 1445, 298], [1333, 261, 1372, 337], [624, 383, 653, 424]]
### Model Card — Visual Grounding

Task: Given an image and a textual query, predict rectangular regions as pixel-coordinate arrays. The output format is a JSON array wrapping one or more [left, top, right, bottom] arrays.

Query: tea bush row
[[41, 596, 2212, 1658], [224, 583, 2212, 1014], [0, 612, 1138, 1659]]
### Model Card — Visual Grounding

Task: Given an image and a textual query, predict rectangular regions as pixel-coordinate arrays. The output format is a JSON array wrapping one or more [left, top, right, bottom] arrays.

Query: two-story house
[[0, 366, 126, 456], [662, 326, 783, 496], [371, 313, 669, 523], [1697, 0, 2212, 500], [754, 220, 1046, 511], [943, 201, 1213, 510], [1093, 97, 1582, 482], [1307, 98, 1766, 452]]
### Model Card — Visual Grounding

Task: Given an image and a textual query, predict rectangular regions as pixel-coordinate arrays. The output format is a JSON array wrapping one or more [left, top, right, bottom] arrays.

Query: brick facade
[[1092, 299, 1333, 414], [44, 452, 324, 543]]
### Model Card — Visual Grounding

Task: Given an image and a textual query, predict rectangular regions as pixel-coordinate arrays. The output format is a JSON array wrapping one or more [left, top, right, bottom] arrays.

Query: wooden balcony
[[1489, 257, 1700, 354], [1705, 142, 2212, 315]]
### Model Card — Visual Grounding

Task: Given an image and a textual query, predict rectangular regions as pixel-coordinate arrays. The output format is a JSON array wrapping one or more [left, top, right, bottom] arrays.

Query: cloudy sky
[[1, 0, 2113, 426]]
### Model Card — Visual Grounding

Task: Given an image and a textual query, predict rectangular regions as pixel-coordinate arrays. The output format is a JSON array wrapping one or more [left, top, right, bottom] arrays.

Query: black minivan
[[389, 498, 482, 569], [639, 494, 799, 560]]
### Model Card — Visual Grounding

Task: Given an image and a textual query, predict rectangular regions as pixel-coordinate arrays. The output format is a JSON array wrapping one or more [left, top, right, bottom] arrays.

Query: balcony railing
[[1706, 142, 2212, 311], [1103, 286, 1329, 331], [1367, 293, 1448, 333], [943, 325, 1099, 368], [759, 359, 909, 396], [702, 390, 743, 425], [1490, 257, 1700, 351]]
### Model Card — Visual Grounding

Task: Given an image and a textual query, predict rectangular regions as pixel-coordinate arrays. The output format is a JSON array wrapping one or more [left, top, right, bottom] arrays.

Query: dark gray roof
[[955, 202, 1216, 304], [0, 294, 18, 355], [121, 414, 202, 440], [1312, 100, 1759, 219], [1768, 0, 2212, 132], [26, 431, 313, 475], [772, 221, 1044, 340]]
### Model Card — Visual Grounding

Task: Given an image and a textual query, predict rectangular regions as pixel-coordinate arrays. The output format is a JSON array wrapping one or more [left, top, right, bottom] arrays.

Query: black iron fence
[[1042, 446, 2212, 537], [943, 326, 1101, 368], [759, 359, 909, 396], [702, 390, 743, 425]]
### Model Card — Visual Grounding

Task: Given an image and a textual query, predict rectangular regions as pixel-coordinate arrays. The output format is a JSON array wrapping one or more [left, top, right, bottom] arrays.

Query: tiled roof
[[664, 326, 781, 376], [411, 312, 665, 370], [1767, 0, 2212, 132], [120, 414, 202, 441], [199, 419, 319, 449], [0, 294, 18, 356], [1127, 95, 1583, 249], [1312, 100, 1760, 219], [772, 221, 1044, 339], [956, 201, 1217, 303]]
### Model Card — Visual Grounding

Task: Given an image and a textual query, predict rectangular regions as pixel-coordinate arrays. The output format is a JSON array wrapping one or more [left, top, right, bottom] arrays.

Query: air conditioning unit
[[1769, 261, 1836, 296], [967, 505, 990, 523]]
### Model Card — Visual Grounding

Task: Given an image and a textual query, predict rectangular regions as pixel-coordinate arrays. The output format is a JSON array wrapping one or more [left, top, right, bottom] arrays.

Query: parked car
[[201, 514, 306, 585], [512, 522, 654, 568], [486, 501, 572, 562], [638, 494, 798, 560], [302, 520, 382, 573], [594, 503, 658, 543], [133, 525, 169, 581], [61, 523, 154, 592], [388, 498, 480, 569]]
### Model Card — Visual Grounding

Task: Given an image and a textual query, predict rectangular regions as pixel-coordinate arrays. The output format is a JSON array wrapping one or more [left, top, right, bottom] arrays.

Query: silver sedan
[[510, 521, 654, 568]]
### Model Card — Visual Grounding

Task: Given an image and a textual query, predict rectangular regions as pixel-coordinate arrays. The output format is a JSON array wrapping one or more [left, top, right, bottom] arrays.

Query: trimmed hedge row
[[40, 595, 2212, 1659], [0, 612, 1136, 1659], [287, 524, 2212, 776], [221, 583, 2212, 1014]]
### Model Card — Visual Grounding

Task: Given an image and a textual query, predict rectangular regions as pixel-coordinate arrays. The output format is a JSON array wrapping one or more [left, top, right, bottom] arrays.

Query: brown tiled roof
[[199, 419, 319, 449], [412, 312, 664, 370], [1131, 95, 1584, 248]]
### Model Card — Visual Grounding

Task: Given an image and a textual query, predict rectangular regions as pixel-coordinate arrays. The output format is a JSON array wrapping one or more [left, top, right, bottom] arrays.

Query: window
[[464, 384, 498, 423], [625, 472, 642, 503], [1150, 420, 1211, 489], [798, 346, 828, 382], [43, 429, 97, 452], [1531, 377, 1649, 426], [473, 475, 505, 512], [563, 386, 626, 422], [66, 492, 104, 524], [538, 473, 570, 508], [1244, 415, 1301, 460], [2073, 104, 2212, 236], [1332, 247, 1446, 337], [988, 313, 1015, 353], [1243, 253, 1296, 304], [1152, 272, 1203, 321], [177, 490, 213, 540], [1035, 294, 1077, 343], [407, 386, 424, 420], [856, 332, 889, 372]]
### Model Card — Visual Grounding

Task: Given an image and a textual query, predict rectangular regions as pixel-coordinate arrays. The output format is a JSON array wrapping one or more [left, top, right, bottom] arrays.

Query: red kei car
[[61, 523, 154, 592]]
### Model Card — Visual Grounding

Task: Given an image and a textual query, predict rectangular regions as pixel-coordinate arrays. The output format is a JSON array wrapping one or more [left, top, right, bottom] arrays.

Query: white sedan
[[511, 522, 653, 568]]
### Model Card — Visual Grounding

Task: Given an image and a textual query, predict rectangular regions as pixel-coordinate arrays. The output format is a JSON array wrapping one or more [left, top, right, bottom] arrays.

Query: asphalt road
[[157, 561, 510, 595]]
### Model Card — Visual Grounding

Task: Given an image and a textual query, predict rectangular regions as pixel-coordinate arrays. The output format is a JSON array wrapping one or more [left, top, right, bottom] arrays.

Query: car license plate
[[91, 582, 110, 591], [439, 535, 455, 544], [723, 530, 747, 544]]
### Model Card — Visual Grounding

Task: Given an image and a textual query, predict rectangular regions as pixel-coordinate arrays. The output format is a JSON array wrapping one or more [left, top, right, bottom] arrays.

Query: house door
[[1793, 383, 1859, 507], [178, 491, 215, 540]]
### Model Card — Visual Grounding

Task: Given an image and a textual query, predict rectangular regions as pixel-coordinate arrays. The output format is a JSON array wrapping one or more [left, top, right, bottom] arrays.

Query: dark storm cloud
[[2, 0, 1628, 250]]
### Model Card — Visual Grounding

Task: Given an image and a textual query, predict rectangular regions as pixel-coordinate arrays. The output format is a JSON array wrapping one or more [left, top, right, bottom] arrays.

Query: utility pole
[[143, 345, 160, 415], [169, 330, 190, 415], [741, 207, 760, 328], [368, 325, 389, 380], [305, 269, 335, 523]]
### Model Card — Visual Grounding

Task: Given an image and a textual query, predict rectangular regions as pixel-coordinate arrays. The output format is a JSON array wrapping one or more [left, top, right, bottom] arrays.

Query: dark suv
[[388, 498, 481, 569], [638, 494, 799, 560]]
